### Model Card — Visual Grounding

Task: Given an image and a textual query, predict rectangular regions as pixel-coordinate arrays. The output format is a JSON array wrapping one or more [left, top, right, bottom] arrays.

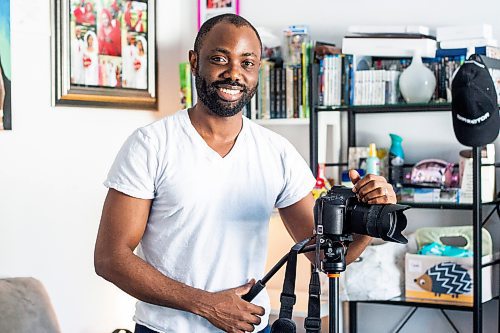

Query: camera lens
[[348, 203, 408, 244]]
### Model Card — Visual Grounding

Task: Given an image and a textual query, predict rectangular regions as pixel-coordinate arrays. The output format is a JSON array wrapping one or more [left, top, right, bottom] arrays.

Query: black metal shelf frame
[[348, 296, 500, 333], [309, 97, 499, 333]]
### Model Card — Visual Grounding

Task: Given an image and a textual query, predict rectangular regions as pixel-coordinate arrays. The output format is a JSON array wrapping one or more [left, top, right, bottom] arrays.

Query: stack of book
[[252, 41, 313, 120], [435, 24, 500, 102], [248, 25, 313, 120], [318, 54, 342, 106]]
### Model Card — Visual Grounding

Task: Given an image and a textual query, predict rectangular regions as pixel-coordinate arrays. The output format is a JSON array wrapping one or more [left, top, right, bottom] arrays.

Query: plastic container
[[366, 143, 380, 175]]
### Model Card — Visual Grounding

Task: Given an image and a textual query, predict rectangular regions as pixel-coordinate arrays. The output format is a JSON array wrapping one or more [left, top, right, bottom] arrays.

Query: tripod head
[[320, 234, 352, 274]]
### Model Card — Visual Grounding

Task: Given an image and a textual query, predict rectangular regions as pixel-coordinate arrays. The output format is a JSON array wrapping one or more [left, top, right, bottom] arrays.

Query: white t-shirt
[[104, 109, 315, 333]]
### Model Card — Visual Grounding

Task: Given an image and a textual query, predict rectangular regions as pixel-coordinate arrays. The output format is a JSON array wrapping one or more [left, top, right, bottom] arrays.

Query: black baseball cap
[[451, 54, 499, 147]]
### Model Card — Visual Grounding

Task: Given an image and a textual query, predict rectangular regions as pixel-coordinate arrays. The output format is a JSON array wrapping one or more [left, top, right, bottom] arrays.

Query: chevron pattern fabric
[[427, 262, 472, 295]]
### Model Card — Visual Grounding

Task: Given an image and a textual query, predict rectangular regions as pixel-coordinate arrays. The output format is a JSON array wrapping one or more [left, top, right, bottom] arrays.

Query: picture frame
[[198, 0, 239, 30], [51, 0, 157, 109], [0, 0, 11, 130]]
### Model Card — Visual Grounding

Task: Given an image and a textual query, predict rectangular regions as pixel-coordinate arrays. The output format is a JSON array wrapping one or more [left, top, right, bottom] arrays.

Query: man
[[94, 14, 397, 333], [122, 33, 138, 88], [71, 26, 85, 85]]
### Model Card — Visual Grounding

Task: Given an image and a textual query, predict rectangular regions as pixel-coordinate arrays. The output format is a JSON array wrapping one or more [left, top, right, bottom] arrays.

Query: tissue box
[[405, 252, 493, 305]]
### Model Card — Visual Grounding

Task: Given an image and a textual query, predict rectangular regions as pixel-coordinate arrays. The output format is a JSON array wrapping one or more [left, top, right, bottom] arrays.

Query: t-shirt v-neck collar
[[180, 109, 247, 161]]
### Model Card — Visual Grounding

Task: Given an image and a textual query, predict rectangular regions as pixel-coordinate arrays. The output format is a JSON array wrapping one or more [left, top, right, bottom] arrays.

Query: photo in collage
[[70, 0, 148, 90], [198, 0, 238, 29]]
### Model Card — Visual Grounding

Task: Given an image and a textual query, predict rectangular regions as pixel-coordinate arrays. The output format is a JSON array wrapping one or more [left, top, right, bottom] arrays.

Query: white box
[[341, 37, 437, 58], [440, 38, 497, 49], [436, 24, 493, 42]]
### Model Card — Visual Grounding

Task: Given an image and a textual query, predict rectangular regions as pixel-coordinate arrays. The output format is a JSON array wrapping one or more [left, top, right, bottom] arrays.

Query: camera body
[[314, 186, 409, 244]]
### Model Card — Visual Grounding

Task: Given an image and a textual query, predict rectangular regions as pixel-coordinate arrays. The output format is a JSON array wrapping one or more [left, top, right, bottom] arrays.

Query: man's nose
[[222, 62, 242, 81]]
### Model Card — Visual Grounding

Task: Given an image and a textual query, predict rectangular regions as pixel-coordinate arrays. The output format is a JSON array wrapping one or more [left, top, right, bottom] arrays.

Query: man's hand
[[349, 169, 397, 204], [198, 280, 265, 333]]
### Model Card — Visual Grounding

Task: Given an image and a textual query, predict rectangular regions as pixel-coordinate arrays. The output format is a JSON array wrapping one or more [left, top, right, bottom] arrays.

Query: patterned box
[[405, 253, 493, 305]]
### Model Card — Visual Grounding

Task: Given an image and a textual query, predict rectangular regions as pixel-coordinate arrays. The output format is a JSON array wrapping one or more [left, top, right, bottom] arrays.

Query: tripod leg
[[348, 301, 357, 333], [329, 274, 341, 333]]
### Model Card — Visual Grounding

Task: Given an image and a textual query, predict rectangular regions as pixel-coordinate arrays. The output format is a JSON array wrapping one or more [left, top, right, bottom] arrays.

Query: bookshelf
[[309, 56, 499, 332]]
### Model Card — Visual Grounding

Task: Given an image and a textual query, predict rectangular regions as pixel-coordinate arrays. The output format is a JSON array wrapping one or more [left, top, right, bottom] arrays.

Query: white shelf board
[[254, 118, 310, 126]]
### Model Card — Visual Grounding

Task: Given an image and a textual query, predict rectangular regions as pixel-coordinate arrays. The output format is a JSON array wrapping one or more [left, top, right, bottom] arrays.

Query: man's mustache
[[212, 79, 247, 91]]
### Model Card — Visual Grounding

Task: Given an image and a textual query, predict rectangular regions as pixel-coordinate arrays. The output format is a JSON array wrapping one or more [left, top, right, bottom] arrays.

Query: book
[[285, 66, 294, 118], [342, 37, 437, 58], [348, 25, 430, 36], [436, 46, 500, 60], [439, 38, 498, 50], [436, 24, 493, 42], [179, 62, 192, 109]]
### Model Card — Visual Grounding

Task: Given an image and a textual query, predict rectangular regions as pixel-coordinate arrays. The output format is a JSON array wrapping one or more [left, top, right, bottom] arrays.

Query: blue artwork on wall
[[0, 0, 11, 130]]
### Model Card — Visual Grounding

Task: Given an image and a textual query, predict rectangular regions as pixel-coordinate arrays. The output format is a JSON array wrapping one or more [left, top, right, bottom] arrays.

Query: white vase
[[398, 54, 436, 103]]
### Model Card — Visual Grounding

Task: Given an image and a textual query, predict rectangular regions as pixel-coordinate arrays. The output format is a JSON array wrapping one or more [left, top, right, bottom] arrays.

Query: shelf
[[347, 296, 500, 312], [316, 102, 452, 113], [254, 118, 309, 126], [399, 201, 499, 210]]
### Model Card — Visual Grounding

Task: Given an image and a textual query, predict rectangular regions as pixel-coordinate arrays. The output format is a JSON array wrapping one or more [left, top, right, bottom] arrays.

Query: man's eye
[[243, 61, 255, 68], [211, 57, 226, 63]]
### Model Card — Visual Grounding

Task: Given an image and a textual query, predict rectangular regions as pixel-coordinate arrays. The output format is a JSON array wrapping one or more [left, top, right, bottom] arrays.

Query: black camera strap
[[271, 237, 311, 333], [305, 271, 322, 332], [305, 199, 323, 332]]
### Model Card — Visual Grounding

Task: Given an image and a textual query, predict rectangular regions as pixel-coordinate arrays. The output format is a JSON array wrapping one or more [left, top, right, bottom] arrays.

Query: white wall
[[0, 0, 498, 332], [0, 1, 193, 332]]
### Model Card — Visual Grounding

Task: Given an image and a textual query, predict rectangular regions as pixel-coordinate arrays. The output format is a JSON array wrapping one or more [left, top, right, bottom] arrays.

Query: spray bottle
[[389, 133, 405, 187]]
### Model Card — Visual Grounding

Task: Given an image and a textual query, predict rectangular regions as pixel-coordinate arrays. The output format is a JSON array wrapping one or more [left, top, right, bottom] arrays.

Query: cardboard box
[[458, 144, 496, 204], [405, 252, 493, 305]]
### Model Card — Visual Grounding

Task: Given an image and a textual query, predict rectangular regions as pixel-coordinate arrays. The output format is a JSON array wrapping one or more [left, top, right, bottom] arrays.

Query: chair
[[0, 277, 61, 333]]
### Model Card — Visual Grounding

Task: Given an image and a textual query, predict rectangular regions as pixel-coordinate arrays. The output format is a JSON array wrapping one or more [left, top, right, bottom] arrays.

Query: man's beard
[[194, 74, 257, 117]]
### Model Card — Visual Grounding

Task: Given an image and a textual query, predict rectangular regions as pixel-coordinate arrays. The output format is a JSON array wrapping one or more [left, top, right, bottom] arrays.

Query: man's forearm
[[95, 249, 211, 317], [345, 234, 372, 264]]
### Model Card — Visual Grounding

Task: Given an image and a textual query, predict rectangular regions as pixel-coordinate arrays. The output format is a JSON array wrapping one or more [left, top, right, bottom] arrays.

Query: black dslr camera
[[314, 185, 409, 244], [314, 186, 409, 274]]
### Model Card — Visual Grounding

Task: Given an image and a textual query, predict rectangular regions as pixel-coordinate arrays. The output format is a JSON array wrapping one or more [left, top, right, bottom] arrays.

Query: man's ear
[[188, 50, 198, 75]]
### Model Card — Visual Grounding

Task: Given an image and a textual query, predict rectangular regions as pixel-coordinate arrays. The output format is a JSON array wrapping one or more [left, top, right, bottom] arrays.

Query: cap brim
[[452, 109, 499, 146]]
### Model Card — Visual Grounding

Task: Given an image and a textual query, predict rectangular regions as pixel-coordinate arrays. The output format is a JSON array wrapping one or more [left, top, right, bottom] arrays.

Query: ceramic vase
[[399, 53, 436, 103]]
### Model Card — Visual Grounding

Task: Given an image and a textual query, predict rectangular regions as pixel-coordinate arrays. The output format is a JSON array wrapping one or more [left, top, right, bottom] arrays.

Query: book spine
[[297, 64, 303, 117], [318, 58, 324, 106], [293, 66, 299, 118], [349, 59, 354, 105], [271, 67, 277, 118], [438, 57, 447, 100], [335, 55, 342, 105], [250, 93, 257, 120], [278, 67, 283, 118], [285, 66, 294, 118]]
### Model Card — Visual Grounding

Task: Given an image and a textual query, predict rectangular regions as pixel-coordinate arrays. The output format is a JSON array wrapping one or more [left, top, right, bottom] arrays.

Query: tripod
[[243, 235, 352, 333]]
